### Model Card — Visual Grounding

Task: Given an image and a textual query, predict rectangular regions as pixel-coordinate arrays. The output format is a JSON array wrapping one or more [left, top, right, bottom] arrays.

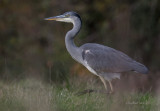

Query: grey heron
[[45, 11, 148, 93]]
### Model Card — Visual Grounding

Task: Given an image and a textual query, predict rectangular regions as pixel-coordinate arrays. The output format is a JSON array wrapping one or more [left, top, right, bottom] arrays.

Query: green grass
[[0, 78, 158, 111]]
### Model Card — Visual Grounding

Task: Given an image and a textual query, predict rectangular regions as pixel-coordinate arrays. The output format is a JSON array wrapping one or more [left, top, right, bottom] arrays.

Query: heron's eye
[[65, 14, 70, 17]]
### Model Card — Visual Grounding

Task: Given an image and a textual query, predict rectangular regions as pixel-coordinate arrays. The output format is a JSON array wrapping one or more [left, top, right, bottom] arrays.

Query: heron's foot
[[101, 89, 113, 94], [76, 89, 97, 96], [109, 90, 114, 94], [109, 91, 113, 94]]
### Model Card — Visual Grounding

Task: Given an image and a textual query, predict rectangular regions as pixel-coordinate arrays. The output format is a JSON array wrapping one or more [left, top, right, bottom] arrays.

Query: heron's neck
[[65, 19, 82, 62]]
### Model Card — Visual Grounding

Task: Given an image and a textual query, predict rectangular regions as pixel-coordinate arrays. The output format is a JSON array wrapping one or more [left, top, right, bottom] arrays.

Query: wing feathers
[[81, 43, 148, 74]]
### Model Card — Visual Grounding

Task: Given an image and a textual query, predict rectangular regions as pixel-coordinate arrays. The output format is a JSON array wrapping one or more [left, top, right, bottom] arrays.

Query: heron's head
[[44, 11, 81, 23]]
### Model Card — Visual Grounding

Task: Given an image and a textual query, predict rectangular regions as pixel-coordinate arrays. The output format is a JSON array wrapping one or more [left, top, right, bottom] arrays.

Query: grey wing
[[81, 44, 148, 74]]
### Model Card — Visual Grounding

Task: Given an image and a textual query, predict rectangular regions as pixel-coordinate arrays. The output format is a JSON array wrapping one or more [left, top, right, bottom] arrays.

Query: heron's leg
[[108, 81, 113, 93], [99, 76, 107, 91]]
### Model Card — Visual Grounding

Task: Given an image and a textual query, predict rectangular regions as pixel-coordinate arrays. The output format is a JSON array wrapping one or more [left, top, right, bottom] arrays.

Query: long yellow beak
[[44, 15, 65, 21]]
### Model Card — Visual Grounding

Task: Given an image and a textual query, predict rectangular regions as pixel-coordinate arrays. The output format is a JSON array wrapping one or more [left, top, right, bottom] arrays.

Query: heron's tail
[[132, 61, 149, 74]]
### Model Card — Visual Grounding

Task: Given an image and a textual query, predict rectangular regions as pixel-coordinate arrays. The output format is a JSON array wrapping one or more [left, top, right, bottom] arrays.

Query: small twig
[[75, 89, 110, 96]]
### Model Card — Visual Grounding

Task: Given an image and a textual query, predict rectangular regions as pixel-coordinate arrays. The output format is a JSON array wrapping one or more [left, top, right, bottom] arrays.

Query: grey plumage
[[45, 11, 148, 93], [81, 43, 148, 75]]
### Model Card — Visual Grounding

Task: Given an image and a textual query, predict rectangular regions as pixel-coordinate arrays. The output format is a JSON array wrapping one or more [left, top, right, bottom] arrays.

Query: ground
[[0, 77, 158, 111]]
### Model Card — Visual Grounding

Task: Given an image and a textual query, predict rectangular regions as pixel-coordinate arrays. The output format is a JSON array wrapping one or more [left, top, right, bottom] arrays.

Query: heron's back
[[80, 43, 148, 75]]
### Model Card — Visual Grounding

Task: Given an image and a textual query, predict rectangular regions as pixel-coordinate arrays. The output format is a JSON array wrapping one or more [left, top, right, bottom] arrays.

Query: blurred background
[[0, 0, 160, 93]]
